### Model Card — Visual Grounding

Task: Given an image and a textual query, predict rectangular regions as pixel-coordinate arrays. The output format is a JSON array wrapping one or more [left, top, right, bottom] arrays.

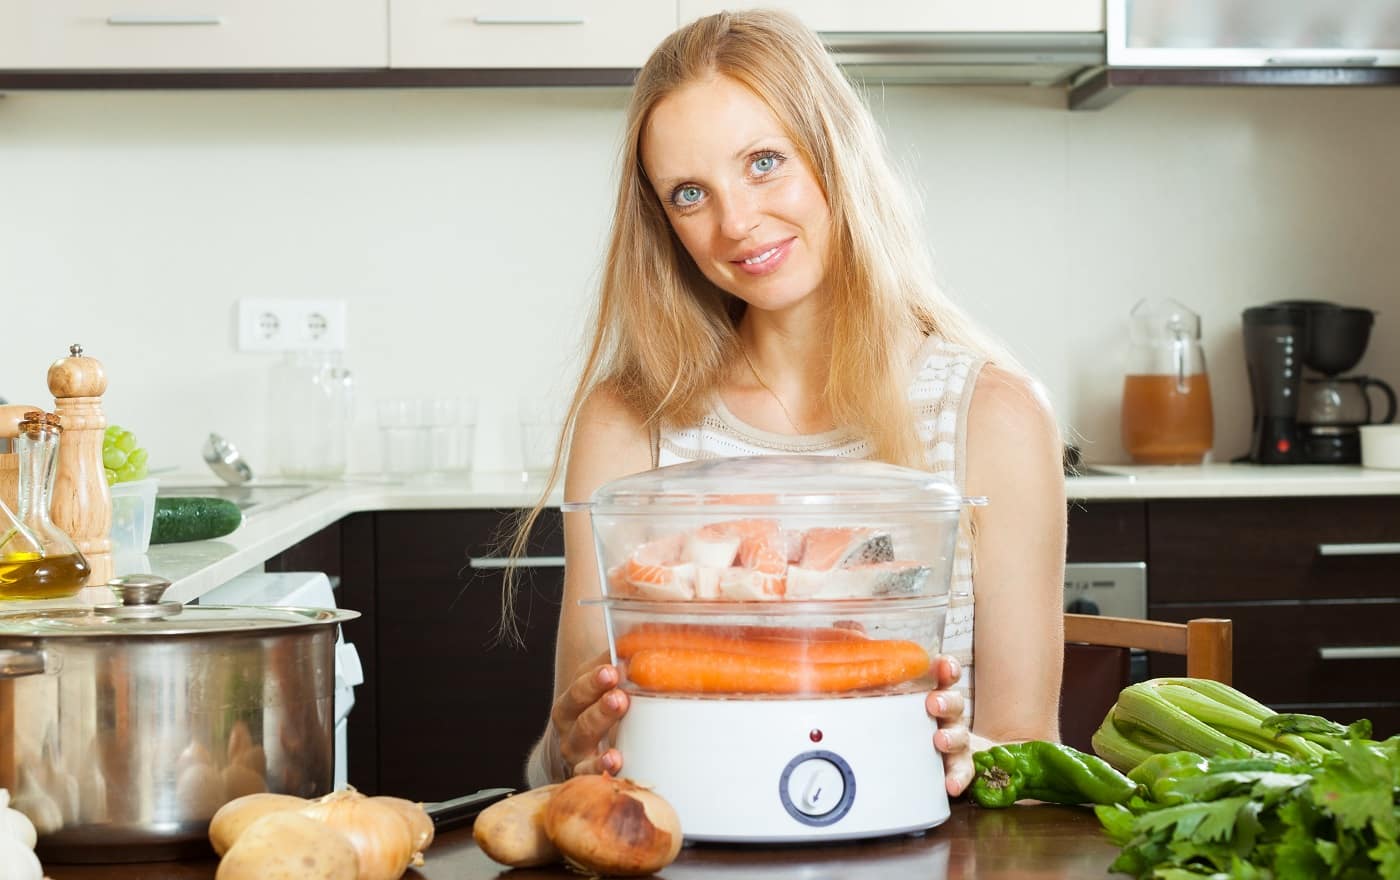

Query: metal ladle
[[202, 433, 253, 485]]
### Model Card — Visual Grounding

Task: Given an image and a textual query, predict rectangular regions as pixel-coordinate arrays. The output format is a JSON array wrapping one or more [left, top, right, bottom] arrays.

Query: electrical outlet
[[236, 298, 348, 352]]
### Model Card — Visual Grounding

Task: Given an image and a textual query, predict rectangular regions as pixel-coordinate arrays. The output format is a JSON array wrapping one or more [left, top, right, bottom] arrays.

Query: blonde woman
[[521, 9, 1065, 797]]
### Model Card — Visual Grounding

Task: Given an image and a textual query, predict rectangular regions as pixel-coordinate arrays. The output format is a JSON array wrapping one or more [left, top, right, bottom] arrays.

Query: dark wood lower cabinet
[[266, 508, 565, 801]]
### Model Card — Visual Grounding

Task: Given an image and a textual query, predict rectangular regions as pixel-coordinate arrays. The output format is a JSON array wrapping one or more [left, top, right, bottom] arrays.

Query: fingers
[[553, 660, 631, 773], [934, 654, 962, 690], [943, 747, 976, 797], [925, 688, 966, 722]]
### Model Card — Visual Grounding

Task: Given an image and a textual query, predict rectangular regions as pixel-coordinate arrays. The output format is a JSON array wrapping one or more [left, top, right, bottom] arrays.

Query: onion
[[369, 796, 434, 864], [543, 775, 683, 876], [0, 790, 38, 850], [208, 793, 310, 856], [298, 789, 416, 880]]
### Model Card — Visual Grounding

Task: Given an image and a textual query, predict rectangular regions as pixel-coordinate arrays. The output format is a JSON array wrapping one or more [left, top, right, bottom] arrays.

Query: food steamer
[[567, 455, 978, 843]]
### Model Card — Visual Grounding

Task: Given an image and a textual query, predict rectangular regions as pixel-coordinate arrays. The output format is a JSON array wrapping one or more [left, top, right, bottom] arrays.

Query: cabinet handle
[[471, 16, 586, 26], [468, 555, 566, 570], [1318, 646, 1400, 660], [1317, 542, 1400, 557], [0, 649, 47, 679], [106, 15, 224, 26]]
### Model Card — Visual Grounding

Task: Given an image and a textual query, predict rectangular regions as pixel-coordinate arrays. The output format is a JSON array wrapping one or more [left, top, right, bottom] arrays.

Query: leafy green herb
[[1098, 713, 1400, 879]]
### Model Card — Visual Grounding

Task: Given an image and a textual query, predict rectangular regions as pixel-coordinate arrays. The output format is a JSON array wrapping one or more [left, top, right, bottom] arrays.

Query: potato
[[216, 812, 357, 880], [209, 793, 310, 856], [472, 785, 561, 868]]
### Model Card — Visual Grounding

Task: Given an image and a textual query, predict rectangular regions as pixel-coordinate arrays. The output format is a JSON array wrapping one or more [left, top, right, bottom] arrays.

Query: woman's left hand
[[926, 655, 973, 796]]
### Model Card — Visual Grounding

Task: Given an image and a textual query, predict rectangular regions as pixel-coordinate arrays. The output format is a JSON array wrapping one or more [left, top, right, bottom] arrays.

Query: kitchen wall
[[3, 83, 1398, 479]]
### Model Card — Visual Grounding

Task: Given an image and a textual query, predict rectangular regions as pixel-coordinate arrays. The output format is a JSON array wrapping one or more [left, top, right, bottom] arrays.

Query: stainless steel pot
[[0, 575, 358, 863]]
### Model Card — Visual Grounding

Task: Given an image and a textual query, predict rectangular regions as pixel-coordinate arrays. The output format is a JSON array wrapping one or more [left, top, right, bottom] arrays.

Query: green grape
[[102, 424, 150, 484]]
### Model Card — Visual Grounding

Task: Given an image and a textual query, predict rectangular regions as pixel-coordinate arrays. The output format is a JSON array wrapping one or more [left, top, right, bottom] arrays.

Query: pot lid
[[0, 575, 358, 637], [568, 455, 982, 514]]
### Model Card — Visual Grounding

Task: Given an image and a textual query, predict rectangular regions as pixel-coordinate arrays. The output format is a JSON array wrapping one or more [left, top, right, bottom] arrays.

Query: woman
[[518, 9, 1065, 796]]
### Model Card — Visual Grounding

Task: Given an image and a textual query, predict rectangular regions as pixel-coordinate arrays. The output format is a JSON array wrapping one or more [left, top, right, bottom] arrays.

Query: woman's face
[[641, 74, 832, 314]]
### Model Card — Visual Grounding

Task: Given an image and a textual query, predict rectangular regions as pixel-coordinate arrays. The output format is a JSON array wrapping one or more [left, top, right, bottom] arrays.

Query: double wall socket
[[236, 298, 348, 352]]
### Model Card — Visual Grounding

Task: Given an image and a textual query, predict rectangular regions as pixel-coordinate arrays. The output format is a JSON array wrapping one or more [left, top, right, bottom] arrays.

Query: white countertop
[[41, 463, 1400, 609]]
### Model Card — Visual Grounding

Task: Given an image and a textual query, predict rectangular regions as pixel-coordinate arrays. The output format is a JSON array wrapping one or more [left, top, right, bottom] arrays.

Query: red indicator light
[[809, 729, 823, 743], [1276, 439, 1291, 453]]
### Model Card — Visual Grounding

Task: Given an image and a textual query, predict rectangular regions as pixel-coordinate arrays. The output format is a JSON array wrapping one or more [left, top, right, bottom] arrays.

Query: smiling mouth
[[743, 246, 781, 266]]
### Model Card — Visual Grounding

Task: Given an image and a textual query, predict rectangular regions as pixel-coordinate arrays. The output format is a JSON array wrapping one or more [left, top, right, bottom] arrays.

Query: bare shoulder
[[964, 364, 1062, 494], [564, 382, 653, 502]]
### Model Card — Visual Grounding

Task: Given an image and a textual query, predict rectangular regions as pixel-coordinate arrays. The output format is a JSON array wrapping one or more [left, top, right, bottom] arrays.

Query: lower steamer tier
[[614, 690, 949, 843]]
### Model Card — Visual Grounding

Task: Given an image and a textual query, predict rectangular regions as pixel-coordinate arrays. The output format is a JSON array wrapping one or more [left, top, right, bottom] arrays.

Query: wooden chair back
[[1059, 614, 1233, 752]]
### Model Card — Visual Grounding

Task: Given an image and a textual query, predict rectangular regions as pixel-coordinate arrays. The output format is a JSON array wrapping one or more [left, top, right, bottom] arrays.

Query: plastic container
[[567, 455, 979, 700], [1360, 424, 1400, 469], [108, 477, 159, 555]]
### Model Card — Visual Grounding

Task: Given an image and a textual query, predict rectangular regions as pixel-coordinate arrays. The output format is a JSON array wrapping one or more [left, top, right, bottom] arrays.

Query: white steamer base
[[614, 691, 949, 843]]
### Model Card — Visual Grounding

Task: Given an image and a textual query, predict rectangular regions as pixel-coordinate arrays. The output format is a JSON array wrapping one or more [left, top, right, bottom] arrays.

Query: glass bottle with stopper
[[0, 411, 91, 599]]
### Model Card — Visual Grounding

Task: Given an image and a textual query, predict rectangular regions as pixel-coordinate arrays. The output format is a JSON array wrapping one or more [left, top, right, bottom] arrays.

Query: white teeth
[[744, 247, 779, 265]]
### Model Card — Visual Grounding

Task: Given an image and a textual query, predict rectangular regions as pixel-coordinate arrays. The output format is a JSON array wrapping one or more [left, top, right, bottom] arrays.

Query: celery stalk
[[1153, 677, 1276, 721], [1091, 714, 1159, 773], [1113, 682, 1257, 760]]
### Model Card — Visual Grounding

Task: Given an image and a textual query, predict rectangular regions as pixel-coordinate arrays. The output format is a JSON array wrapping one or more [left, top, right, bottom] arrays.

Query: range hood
[[1070, 0, 1400, 108], [823, 31, 1106, 87]]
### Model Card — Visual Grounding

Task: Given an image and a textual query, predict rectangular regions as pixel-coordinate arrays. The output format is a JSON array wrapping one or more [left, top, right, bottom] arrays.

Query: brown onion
[[369, 795, 434, 863], [208, 793, 309, 856], [543, 775, 682, 876], [298, 789, 416, 880]]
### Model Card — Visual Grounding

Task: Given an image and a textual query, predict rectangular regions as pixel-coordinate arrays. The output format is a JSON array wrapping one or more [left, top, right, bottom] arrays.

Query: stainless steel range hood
[[1069, 0, 1400, 109], [823, 31, 1106, 87]]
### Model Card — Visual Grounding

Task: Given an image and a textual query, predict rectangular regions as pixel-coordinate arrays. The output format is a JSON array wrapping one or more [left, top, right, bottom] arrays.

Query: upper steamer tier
[[566, 455, 983, 700]]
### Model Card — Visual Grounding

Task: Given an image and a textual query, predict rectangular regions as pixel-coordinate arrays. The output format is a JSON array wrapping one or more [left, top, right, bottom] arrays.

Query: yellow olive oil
[[0, 551, 91, 600]]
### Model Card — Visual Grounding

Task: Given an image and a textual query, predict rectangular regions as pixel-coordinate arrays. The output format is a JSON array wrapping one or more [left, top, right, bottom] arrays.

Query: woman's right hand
[[551, 651, 631, 777]]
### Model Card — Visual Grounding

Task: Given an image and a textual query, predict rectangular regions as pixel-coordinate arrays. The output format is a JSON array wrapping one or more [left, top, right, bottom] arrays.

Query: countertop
[[44, 462, 1400, 607], [41, 800, 1122, 880]]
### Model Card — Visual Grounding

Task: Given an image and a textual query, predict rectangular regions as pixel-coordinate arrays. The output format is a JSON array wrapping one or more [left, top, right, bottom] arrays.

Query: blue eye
[[673, 185, 704, 207], [750, 151, 784, 175]]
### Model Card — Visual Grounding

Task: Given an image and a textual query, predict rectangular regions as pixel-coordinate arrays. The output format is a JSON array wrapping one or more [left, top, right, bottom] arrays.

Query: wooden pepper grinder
[[48, 344, 112, 587]]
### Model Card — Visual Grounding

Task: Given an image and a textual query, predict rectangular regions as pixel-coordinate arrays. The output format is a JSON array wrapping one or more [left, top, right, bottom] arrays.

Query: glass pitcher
[[1121, 298, 1214, 465], [0, 411, 91, 599], [268, 351, 354, 479]]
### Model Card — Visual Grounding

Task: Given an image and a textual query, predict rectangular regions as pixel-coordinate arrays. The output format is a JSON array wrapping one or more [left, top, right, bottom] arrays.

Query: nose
[[716, 186, 761, 241]]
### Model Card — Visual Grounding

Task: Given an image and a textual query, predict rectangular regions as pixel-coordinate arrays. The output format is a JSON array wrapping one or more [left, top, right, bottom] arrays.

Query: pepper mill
[[48, 344, 112, 586]]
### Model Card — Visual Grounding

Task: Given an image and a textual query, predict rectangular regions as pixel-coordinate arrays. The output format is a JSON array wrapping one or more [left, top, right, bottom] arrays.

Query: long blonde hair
[[502, 9, 1014, 634]]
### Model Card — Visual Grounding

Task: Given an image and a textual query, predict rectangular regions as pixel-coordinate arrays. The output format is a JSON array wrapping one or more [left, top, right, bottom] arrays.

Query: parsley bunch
[[1096, 717, 1399, 879]]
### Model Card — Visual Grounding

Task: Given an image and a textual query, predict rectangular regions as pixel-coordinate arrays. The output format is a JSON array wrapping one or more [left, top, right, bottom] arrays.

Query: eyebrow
[[650, 135, 790, 193]]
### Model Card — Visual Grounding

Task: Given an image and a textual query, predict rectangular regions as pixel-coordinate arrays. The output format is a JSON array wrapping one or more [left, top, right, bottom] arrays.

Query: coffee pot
[[1121, 298, 1214, 464], [1300, 376, 1397, 427]]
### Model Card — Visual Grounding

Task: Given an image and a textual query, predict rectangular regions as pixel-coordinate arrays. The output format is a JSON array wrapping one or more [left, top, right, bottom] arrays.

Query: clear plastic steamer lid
[[567, 455, 981, 514], [567, 456, 985, 604]]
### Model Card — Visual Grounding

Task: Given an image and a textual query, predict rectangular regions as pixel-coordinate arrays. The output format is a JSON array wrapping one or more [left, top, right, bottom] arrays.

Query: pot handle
[[0, 648, 47, 679]]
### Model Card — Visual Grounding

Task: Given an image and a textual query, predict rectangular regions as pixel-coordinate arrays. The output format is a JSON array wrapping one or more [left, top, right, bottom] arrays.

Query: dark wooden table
[[42, 801, 1122, 879]]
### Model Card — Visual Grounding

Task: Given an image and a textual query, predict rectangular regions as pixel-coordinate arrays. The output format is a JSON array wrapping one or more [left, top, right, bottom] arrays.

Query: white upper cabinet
[[0, 0, 389, 69], [390, 0, 677, 68], [678, 0, 1104, 33]]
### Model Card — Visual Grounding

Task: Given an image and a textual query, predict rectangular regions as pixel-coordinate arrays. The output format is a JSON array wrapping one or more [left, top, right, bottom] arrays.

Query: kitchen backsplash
[[3, 85, 1398, 478]]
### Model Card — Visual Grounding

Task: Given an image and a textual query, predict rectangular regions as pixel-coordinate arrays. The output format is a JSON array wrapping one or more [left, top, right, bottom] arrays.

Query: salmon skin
[[797, 527, 895, 570]]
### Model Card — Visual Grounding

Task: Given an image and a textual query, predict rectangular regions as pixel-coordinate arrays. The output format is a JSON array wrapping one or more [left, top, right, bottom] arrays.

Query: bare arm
[[963, 364, 1066, 746], [525, 384, 652, 785]]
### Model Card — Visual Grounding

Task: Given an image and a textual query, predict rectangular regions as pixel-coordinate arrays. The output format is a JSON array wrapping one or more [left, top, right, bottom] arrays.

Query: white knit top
[[654, 335, 985, 717]]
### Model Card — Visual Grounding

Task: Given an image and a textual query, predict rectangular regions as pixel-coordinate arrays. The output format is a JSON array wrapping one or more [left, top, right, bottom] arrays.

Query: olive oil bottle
[[0, 411, 90, 600]]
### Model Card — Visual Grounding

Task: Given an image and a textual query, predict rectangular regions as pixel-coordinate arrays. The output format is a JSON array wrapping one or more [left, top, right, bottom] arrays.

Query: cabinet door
[[678, 0, 1103, 33], [390, 0, 677, 68], [0, 0, 388, 69], [374, 509, 564, 801]]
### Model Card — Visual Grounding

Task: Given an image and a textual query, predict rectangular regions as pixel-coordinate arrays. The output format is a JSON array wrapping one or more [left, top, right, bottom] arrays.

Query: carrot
[[626, 645, 932, 694], [617, 626, 918, 665], [616, 622, 866, 652]]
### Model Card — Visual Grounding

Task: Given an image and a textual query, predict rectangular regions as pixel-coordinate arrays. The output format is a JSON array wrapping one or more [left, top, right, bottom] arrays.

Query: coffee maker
[[1241, 300, 1396, 464]]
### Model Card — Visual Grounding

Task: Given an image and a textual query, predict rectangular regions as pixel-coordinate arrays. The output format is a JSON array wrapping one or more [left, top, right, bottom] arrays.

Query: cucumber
[[150, 497, 244, 544]]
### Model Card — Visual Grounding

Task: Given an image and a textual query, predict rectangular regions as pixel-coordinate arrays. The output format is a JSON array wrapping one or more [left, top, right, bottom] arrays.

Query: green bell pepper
[[970, 741, 1139, 809]]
